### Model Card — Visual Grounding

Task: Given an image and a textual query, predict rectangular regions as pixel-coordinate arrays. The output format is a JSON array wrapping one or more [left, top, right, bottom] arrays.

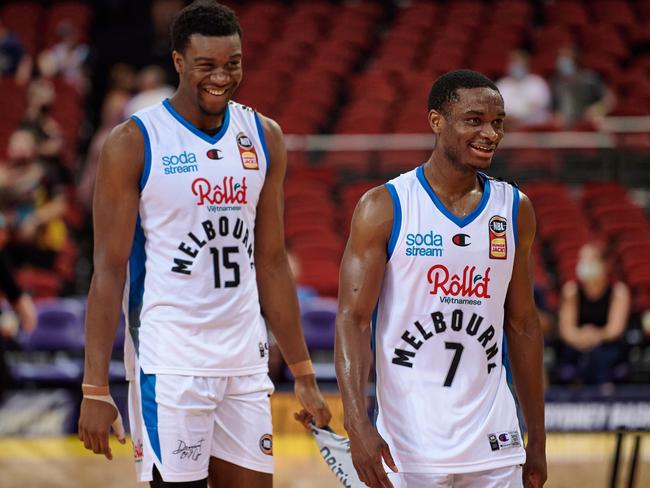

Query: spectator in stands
[[0, 19, 32, 85], [496, 50, 551, 129], [558, 242, 631, 388], [551, 46, 615, 129], [20, 78, 65, 165], [0, 249, 37, 401], [38, 20, 89, 93], [0, 128, 68, 270], [123, 64, 174, 116], [78, 89, 130, 211]]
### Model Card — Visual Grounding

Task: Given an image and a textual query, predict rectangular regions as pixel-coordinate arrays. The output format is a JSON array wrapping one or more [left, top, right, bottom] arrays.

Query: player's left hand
[[523, 442, 547, 487], [293, 374, 331, 428]]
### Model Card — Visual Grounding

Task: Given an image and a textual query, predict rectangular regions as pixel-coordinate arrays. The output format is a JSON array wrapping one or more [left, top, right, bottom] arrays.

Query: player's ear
[[172, 50, 184, 75], [428, 109, 444, 135]]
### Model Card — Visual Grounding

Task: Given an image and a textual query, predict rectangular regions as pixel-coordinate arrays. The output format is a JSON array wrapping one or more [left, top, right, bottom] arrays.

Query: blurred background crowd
[[0, 0, 649, 406]]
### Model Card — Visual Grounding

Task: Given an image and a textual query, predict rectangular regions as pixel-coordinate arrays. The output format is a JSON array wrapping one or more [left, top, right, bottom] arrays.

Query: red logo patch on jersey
[[488, 215, 507, 260], [237, 132, 259, 170], [192, 176, 248, 206], [427, 264, 491, 298]]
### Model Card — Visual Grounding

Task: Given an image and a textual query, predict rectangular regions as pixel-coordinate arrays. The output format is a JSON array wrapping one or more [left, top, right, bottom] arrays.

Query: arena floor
[[0, 393, 648, 487]]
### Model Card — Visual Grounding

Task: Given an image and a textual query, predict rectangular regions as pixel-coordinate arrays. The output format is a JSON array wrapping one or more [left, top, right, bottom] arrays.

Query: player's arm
[[335, 187, 397, 488], [504, 193, 547, 488], [254, 114, 331, 427], [79, 120, 143, 459]]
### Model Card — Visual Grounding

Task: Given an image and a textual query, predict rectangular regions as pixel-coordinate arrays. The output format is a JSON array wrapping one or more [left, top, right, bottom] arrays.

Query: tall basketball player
[[335, 70, 546, 488], [78, 2, 331, 487]]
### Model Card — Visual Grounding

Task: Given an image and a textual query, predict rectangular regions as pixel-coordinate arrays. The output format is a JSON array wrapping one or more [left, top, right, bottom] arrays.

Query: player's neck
[[168, 92, 226, 131], [424, 155, 481, 199]]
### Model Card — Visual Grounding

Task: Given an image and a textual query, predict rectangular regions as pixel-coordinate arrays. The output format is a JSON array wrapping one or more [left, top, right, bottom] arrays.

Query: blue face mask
[[508, 63, 527, 80], [557, 56, 576, 76]]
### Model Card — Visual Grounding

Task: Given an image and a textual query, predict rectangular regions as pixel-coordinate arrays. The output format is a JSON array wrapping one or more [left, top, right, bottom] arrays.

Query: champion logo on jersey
[[237, 132, 259, 170], [161, 150, 199, 175], [489, 215, 507, 259], [206, 149, 223, 160], [191, 176, 248, 212], [452, 233, 471, 247]]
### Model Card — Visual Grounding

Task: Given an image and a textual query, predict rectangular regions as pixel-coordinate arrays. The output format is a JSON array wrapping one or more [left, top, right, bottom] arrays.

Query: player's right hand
[[78, 398, 125, 460], [348, 421, 397, 488]]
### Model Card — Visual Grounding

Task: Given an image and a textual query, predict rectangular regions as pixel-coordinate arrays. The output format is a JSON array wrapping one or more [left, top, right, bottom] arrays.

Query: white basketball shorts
[[388, 465, 523, 488], [128, 368, 274, 483]]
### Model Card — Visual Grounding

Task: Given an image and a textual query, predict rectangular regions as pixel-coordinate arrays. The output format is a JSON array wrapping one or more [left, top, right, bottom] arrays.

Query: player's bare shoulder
[[98, 119, 145, 184], [351, 185, 394, 242]]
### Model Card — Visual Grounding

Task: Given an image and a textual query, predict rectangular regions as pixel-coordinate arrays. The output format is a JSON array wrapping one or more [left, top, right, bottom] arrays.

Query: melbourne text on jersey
[[171, 217, 254, 275], [392, 308, 499, 374]]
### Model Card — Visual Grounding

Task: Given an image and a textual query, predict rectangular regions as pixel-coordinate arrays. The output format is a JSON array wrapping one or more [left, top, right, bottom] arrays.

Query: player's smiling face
[[174, 33, 243, 117], [431, 87, 505, 171]]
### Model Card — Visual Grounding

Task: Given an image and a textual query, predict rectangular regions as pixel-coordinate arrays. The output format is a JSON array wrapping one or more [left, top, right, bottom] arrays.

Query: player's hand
[[523, 442, 547, 487], [293, 374, 331, 428], [78, 397, 126, 460], [348, 421, 397, 488], [293, 409, 316, 431]]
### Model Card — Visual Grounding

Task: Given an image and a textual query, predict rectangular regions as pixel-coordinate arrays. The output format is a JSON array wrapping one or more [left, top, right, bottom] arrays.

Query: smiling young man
[[77, 2, 331, 487], [335, 70, 547, 488]]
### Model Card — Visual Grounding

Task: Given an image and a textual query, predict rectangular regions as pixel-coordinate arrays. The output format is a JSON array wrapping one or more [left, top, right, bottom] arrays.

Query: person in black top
[[558, 242, 631, 386], [0, 249, 37, 400]]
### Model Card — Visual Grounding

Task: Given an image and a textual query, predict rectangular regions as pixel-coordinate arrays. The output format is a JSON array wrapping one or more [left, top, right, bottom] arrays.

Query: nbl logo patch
[[488, 215, 507, 259], [236, 132, 259, 170]]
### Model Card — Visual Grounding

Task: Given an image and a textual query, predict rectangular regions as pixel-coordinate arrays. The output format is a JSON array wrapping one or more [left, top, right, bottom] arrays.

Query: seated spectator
[[0, 128, 68, 270], [0, 19, 32, 85], [496, 50, 551, 129], [78, 89, 130, 211], [20, 77, 65, 165], [0, 248, 37, 401], [551, 46, 615, 128], [123, 65, 174, 116], [38, 20, 89, 93], [557, 242, 631, 387]]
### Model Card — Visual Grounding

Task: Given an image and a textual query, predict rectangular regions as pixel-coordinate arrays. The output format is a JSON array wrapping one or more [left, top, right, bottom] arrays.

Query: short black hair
[[427, 70, 500, 113], [171, 0, 242, 53]]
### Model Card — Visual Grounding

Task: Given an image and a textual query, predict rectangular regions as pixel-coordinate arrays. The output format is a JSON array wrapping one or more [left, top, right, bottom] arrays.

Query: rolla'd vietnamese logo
[[427, 264, 491, 305], [192, 176, 248, 212]]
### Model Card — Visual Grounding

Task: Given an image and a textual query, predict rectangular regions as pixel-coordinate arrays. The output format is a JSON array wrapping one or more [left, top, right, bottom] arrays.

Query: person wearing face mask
[[557, 242, 631, 387], [551, 46, 615, 129], [496, 50, 551, 129]]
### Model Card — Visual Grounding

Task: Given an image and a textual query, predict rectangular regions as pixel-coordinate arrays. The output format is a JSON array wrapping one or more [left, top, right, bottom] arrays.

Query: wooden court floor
[[1, 433, 648, 488], [1, 393, 648, 487]]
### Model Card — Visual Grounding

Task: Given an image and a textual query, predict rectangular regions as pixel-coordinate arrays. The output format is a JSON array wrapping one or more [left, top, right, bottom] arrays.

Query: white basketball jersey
[[375, 165, 526, 473], [122, 99, 270, 378]]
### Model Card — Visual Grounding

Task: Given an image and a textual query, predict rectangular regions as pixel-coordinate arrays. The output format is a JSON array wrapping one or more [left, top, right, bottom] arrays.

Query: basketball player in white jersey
[[335, 70, 546, 488], [78, 2, 331, 486]]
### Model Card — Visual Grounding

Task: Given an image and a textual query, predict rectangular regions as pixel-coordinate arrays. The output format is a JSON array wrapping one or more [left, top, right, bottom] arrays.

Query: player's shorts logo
[[237, 132, 259, 170], [489, 215, 507, 259], [259, 433, 273, 455], [133, 438, 144, 461]]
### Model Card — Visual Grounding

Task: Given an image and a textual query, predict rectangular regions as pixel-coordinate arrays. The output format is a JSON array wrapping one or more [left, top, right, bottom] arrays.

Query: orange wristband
[[288, 360, 315, 378], [82, 384, 110, 396]]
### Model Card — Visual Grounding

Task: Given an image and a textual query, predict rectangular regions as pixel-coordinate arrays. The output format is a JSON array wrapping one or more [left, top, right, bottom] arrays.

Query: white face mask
[[576, 260, 604, 282]]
